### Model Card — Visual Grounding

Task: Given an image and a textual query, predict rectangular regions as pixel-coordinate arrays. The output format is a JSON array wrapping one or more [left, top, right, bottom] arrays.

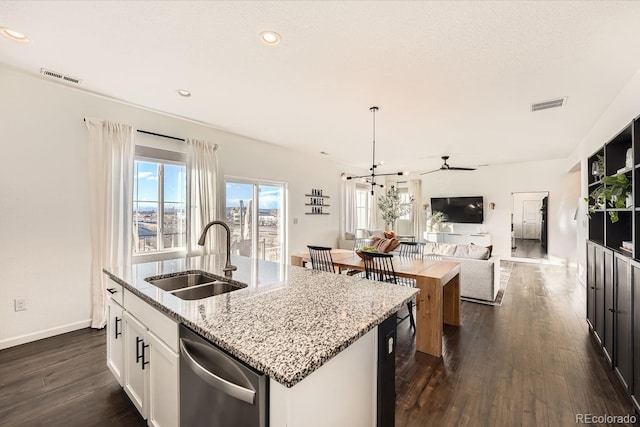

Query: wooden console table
[[290, 250, 461, 358]]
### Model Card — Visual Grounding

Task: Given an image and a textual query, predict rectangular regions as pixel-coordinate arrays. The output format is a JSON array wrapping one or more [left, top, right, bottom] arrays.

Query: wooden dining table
[[290, 249, 461, 358]]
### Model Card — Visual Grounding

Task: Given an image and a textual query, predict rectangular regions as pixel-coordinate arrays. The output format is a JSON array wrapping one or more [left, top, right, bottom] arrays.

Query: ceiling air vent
[[40, 68, 82, 85], [531, 97, 566, 112]]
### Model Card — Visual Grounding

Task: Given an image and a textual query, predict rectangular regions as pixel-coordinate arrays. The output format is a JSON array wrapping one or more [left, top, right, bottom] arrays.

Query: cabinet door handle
[[136, 337, 143, 363], [608, 308, 615, 313], [106, 288, 117, 294], [141, 343, 150, 370], [590, 286, 595, 289], [114, 317, 122, 339]]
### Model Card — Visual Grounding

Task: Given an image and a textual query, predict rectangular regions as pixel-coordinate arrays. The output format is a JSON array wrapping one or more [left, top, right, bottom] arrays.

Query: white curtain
[[341, 179, 357, 237], [85, 118, 134, 328], [187, 139, 220, 255], [409, 179, 422, 240]]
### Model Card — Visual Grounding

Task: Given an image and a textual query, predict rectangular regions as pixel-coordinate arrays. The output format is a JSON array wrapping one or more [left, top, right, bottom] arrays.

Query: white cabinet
[[123, 311, 149, 417], [443, 233, 466, 244], [147, 332, 180, 427], [105, 281, 179, 427], [106, 297, 125, 386], [467, 234, 492, 246]]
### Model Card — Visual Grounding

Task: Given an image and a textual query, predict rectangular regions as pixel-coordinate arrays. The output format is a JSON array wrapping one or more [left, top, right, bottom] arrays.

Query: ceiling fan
[[420, 155, 476, 175]]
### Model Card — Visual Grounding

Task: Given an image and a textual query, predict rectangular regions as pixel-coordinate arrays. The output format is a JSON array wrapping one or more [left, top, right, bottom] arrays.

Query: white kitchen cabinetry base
[[270, 328, 377, 427], [106, 286, 179, 427], [123, 311, 149, 419], [106, 297, 124, 386], [147, 331, 179, 427]]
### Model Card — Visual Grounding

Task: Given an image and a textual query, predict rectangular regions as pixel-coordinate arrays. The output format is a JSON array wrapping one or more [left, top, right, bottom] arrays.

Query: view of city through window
[[225, 181, 284, 262], [133, 160, 186, 253]]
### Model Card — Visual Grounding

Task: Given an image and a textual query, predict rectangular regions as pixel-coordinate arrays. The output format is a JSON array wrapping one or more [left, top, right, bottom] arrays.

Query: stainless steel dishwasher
[[180, 325, 268, 427]]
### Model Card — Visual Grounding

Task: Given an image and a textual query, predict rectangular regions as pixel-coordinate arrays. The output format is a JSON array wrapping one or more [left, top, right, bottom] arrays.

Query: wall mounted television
[[431, 196, 484, 224]]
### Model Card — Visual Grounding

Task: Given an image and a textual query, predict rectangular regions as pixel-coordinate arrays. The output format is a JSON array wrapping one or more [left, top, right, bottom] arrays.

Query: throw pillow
[[372, 237, 401, 253], [345, 232, 355, 240], [470, 243, 493, 257], [384, 230, 396, 239]]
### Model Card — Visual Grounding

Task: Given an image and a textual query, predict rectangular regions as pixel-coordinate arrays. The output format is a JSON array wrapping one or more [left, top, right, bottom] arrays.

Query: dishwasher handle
[[180, 338, 256, 405]]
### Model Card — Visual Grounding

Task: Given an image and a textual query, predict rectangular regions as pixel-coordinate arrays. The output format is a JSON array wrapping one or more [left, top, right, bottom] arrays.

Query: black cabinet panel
[[586, 242, 596, 331], [614, 254, 632, 392], [633, 261, 640, 412], [603, 248, 614, 365]]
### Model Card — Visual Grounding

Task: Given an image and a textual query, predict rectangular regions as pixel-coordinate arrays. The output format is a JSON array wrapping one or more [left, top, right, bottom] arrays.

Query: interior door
[[522, 200, 541, 239]]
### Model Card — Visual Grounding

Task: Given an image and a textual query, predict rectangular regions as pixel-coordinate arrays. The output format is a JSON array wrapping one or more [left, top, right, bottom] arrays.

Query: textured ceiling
[[2, 1, 640, 174]]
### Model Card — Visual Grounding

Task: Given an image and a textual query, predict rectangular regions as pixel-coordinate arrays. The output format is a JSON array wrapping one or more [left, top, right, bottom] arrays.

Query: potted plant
[[378, 185, 414, 231], [426, 210, 447, 232], [585, 173, 631, 223]]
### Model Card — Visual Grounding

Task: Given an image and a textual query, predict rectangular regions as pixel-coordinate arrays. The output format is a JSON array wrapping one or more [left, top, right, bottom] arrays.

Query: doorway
[[225, 179, 286, 263], [511, 191, 548, 260]]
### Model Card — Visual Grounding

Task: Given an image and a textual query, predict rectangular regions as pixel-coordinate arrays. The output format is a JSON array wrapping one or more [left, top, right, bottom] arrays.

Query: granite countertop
[[104, 254, 418, 388]]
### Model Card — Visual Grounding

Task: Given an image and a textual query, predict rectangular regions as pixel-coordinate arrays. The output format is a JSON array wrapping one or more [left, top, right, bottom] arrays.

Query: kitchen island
[[103, 254, 418, 427]]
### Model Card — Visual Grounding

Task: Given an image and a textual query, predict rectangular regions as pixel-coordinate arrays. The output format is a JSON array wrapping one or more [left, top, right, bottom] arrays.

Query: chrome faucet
[[198, 221, 238, 279]]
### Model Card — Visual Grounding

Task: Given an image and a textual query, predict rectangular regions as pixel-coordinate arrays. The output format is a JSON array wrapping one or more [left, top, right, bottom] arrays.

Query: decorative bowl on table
[[355, 248, 377, 259]]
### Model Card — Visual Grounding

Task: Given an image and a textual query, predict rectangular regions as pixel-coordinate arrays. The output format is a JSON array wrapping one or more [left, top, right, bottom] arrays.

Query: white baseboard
[[0, 319, 92, 350]]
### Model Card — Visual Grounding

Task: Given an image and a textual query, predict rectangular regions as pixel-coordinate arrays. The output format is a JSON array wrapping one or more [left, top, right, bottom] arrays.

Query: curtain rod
[[83, 118, 185, 142]]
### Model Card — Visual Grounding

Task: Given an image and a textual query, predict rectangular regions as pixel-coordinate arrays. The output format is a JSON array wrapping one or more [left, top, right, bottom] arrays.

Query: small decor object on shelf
[[626, 148, 633, 169], [591, 154, 605, 180], [378, 185, 414, 230]]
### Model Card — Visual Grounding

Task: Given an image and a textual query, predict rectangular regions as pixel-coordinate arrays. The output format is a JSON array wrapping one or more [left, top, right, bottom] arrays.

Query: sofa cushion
[[453, 244, 491, 260], [384, 230, 396, 239]]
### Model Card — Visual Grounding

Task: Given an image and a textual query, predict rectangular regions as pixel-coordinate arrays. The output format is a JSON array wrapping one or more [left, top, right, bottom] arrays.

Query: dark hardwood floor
[[0, 328, 144, 427], [0, 262, 636, 426], [395, 262, 638, 426]]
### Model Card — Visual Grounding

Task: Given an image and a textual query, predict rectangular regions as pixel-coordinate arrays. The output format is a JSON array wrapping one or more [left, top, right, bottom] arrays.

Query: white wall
[[418, 160, 580, 264], [0, 66, 344, 348], [567, 68, 640, 284]]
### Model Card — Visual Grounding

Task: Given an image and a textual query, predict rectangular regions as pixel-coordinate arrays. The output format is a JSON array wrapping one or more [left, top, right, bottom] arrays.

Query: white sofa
[[420, 242, 500, 302], [337, 234, 499, 302]]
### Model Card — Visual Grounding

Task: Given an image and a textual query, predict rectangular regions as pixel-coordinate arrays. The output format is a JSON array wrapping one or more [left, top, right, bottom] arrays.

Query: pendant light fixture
[[341, 106, 407, 195]]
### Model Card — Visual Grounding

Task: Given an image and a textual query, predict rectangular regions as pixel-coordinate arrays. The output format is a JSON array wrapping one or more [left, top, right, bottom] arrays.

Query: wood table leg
[[443, 273, 461, 326], [290, 254, 304, 267], [414, 276, 443, 357]]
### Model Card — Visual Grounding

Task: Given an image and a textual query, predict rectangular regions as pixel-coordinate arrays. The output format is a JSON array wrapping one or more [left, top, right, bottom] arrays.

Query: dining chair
[[361, 251, 415, 332], [307, 245, 338, 273], [398, 241, 425, 258]]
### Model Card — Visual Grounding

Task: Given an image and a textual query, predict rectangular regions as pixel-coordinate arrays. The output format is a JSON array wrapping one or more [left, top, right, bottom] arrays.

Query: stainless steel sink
[[145, 270, 247, 300], [170, 281, 245, 300], [146, 273, 218, 291]]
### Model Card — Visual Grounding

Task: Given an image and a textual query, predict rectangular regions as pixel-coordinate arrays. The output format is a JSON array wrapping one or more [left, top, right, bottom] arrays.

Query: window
[[355, 185, 370, 229], [133, 156, 186, 255], [398, 187, 411, 220]]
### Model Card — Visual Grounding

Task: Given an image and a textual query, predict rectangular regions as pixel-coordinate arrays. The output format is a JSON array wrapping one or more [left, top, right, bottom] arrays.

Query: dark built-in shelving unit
[[586, 117, 640, 416]]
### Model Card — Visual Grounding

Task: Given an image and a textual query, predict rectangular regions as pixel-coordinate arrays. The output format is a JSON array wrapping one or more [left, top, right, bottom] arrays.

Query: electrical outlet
[[14, 298, 26, 312], [293, 218, 299, 225]]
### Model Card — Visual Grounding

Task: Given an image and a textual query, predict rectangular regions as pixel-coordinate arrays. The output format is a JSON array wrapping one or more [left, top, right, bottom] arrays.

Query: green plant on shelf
[[585, 173, 631, 223]]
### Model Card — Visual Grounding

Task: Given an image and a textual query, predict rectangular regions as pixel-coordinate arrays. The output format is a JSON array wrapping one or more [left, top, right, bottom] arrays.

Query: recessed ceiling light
[[177, 89, 191, 97], [260, 31, 281, 46], [0, 27, 29, 42]]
